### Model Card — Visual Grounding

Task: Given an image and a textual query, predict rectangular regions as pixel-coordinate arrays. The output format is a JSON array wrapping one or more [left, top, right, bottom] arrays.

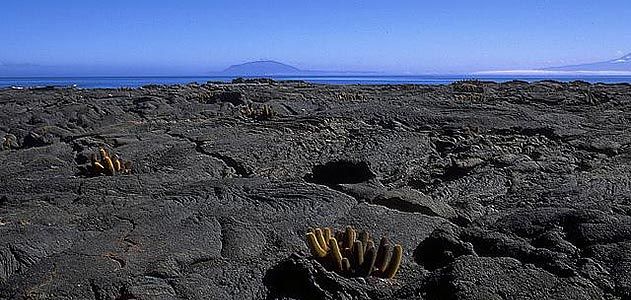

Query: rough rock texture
[[0, 79, 631, 299]]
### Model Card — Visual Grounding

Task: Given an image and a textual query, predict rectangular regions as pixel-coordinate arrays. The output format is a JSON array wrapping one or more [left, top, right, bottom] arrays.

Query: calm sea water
[[1, 75, 631, 89]]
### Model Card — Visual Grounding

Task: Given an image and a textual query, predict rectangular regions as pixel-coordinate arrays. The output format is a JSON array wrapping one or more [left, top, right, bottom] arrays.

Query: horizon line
[[4, 72, 631, 79]]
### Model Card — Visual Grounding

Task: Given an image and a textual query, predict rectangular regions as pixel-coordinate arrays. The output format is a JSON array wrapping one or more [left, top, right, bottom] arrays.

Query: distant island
[[543, 53, 631, 72], [477, 52, 631, 75], [214, 60, 377, 76], [219, 61, 303, 76]]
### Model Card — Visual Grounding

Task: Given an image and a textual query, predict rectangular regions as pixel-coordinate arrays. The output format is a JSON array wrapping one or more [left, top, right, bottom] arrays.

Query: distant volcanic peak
[[225, 60, 300, 71], [612, 53, 631, 63], [543, 52, 631, 72], [221, 60, 303, 75], [217, 60, 378, 76]]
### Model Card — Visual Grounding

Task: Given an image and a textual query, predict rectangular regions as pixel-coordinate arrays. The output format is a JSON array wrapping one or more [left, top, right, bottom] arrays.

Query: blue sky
[[1, 0, 631, 75]]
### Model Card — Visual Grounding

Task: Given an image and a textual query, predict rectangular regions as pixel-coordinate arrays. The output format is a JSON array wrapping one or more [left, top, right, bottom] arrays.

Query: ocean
[[1, 75, 631, 89]]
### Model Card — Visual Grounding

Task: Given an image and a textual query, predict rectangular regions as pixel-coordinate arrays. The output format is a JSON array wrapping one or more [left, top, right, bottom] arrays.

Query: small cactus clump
[[2, 134, 18, 150], [240, 103, 275, 120], [87, 147, 132, 176], [305, 226, 403, 279]]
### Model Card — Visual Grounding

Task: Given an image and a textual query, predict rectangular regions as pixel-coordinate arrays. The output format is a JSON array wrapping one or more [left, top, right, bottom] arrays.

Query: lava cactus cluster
[[305, 226, 402, 279], [241, 103, 275, 120], [88, 147, 132, 176], [1, 134, 17, 150]]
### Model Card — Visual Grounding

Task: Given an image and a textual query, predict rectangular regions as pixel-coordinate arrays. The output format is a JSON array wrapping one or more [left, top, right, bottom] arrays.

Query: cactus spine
[[306, 232, 327, 258], [314, 228, 329, 251], [383, 244, 403, 279], [329, 237, 343, 271], [375, 237, 392, 273]]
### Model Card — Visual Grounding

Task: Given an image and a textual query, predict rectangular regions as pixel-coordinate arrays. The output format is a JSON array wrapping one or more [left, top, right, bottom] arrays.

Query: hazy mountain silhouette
[[216, 60, 377, 76], [220, 60, 303, 75], [544, 53, 631, 72]]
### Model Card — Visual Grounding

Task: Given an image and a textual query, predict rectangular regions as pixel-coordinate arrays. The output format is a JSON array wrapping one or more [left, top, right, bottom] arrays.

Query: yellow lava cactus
[[88, 147, 132, 176], [305, 226, 402, 279]]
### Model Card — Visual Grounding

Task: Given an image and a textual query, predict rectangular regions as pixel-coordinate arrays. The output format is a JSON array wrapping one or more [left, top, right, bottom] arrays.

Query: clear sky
[[1, 0, 631, 76]]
